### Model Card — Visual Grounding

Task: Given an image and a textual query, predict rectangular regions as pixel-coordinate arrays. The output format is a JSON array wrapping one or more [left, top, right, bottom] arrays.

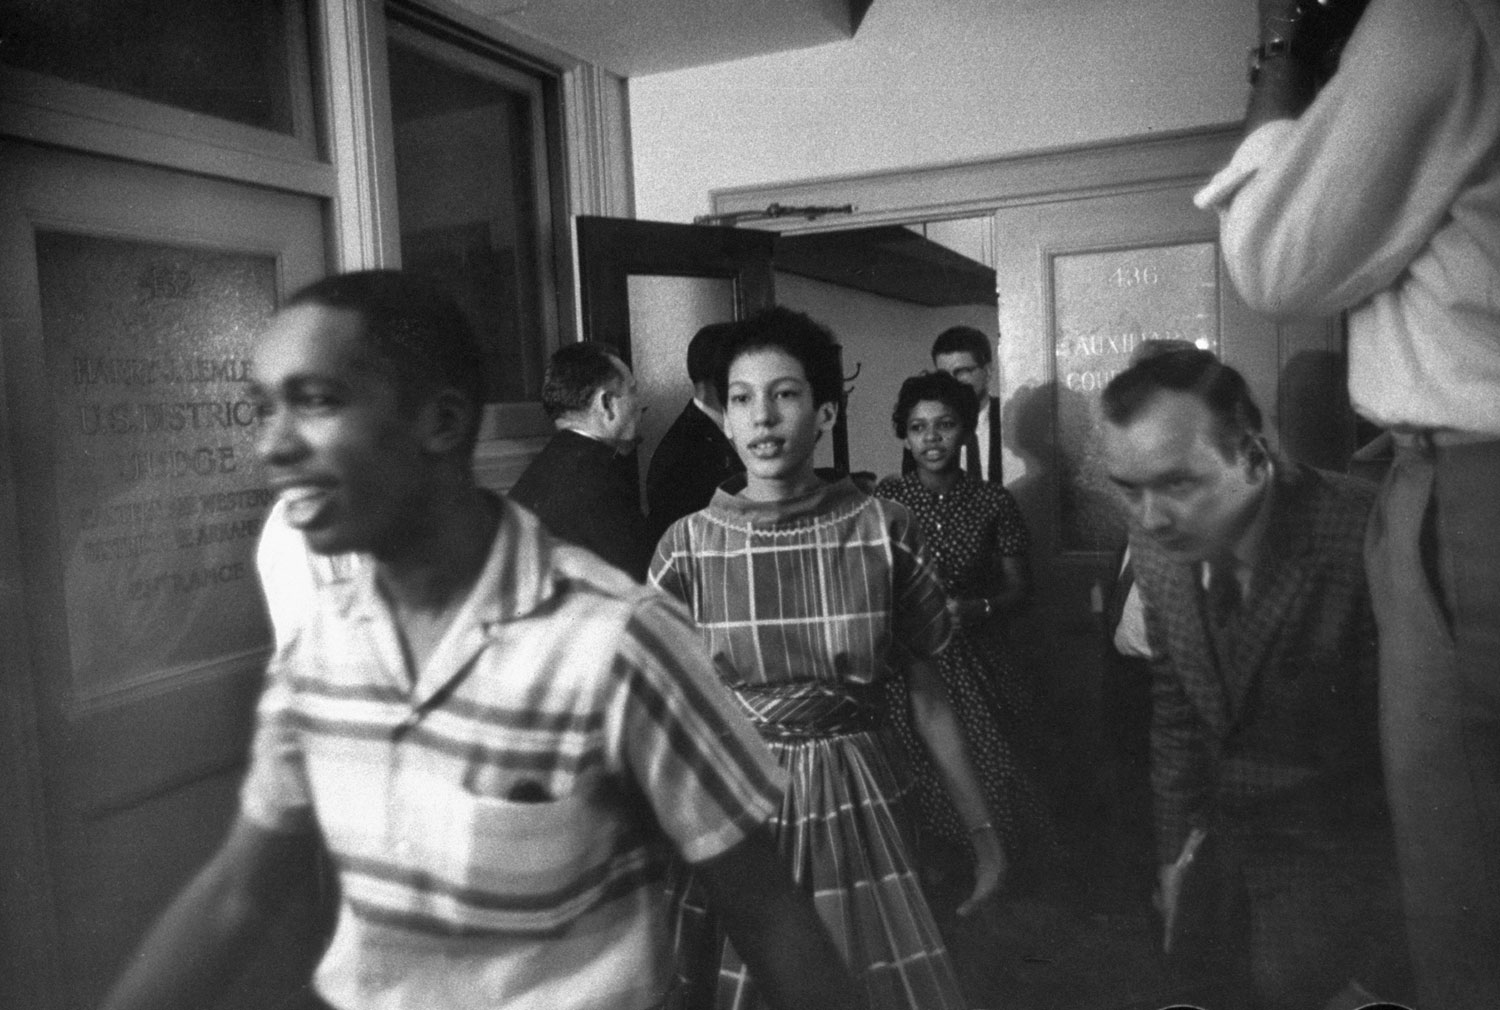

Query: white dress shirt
[[1195, 0, 1500, 436]]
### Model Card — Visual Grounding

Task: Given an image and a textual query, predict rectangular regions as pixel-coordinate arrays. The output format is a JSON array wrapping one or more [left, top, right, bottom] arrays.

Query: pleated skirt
[[673, 724, 969, 1010]]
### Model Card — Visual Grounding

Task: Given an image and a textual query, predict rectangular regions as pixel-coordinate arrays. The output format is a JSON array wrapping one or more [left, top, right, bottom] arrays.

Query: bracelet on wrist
[[969, 822, 996, 836]]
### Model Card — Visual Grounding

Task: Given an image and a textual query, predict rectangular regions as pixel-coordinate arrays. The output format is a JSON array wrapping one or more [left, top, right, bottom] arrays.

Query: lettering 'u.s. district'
[[77, 399, 259, 435]]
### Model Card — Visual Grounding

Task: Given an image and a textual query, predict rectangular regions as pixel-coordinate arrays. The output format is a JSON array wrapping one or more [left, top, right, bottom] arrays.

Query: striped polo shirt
[[241, 500, 784, 1010]]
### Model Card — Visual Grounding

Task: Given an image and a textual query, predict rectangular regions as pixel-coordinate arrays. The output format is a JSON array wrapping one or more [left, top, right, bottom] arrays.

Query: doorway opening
[[771, 215, 999, 483]]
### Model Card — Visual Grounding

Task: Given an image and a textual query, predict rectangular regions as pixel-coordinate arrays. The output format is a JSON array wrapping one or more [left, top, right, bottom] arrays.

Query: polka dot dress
[[875, 473, 1058, 873]]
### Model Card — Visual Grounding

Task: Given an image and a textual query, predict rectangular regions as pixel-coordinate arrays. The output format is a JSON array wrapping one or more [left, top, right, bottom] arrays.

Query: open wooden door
[[576, 216, 796, 493], [0, 140, 327, 1009], [576, 215, 777, 354]]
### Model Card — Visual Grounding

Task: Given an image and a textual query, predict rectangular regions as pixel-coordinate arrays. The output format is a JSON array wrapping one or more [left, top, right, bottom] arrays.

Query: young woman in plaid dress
[[651, 308, 1004, 1010]]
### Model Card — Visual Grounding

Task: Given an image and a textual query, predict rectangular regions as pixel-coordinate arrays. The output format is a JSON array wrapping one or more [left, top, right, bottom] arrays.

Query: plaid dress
[[651, 478, 968, 1010]]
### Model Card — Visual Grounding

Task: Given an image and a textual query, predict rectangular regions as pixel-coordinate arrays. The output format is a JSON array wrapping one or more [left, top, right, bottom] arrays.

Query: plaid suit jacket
[[1135, 460, 1383, 863]]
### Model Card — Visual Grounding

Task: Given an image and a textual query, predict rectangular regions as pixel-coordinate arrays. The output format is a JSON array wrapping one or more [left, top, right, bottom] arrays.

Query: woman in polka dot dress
[[876, 371, 1059, 890]]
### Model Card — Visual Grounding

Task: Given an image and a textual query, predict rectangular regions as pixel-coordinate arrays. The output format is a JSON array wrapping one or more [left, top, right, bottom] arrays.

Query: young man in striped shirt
[[101, 271, 863, 1010]]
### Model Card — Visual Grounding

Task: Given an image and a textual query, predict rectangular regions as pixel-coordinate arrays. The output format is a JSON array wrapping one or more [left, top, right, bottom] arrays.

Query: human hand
[[1155, 861, 1186, 952], [944, 597, 966, 628], [956, 828, 1007, 917], [945, 597, 989, 629]]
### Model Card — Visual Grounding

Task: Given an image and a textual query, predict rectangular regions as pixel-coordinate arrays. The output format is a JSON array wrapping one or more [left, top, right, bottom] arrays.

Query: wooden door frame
[[573, 214, 781, 484], [575, 215, 777, 365], [708, 124, 1243, 233]]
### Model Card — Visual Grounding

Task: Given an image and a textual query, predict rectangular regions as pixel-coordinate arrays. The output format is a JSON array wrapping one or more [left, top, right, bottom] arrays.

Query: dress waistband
[[731, 680, 882, 741]]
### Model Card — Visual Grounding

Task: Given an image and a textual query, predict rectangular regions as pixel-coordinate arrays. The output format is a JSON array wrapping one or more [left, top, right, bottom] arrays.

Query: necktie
[[964, 432, 983, 481], [1206, 560, 1242, 627]]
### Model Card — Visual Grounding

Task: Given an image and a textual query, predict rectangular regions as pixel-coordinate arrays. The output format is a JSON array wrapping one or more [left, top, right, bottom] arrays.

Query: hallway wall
[[628, 0, 1252, 222]]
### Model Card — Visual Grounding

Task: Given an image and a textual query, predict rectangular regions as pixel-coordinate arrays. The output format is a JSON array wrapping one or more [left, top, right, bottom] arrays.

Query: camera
[[1295, 0, 1373, 84]]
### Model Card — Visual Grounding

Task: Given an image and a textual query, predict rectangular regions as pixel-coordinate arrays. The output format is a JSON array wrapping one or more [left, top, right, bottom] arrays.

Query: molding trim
[[319, 0, 401, 271], [564, 63, 635, 219], [0, 18, 332, 196], [710, 124, 1243, 233], [562, 63, 634, 340], [392, 0, 588, 73]]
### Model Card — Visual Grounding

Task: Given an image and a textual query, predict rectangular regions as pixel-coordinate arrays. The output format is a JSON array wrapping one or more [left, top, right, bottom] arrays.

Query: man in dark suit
[[902, 325, 1002, 482], [1099, 349, 1406, 1010], [509, 341, 652, 581], [645, 321, 744, 544]]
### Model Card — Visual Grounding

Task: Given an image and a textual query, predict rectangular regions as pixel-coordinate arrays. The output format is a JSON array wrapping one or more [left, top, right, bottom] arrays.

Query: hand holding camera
[[1255, 0, 1371, 87]]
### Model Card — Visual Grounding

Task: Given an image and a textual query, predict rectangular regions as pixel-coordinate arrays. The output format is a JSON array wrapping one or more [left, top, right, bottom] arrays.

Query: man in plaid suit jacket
[[1099, 350, 1406, 1010]]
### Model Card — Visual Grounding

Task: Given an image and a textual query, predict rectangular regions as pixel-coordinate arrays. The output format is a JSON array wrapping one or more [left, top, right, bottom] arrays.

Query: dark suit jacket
[[644, 400, 743, 544], [901, 395, 1002, 483], [508, 428, 652, 581], [1135, 461, 1383, 864]]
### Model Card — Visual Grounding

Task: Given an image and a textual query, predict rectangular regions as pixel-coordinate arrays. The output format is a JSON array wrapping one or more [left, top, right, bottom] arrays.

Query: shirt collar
[[690, 397, 725, 428], [557, 423, 613, 447], [335, 495, 565, 629]]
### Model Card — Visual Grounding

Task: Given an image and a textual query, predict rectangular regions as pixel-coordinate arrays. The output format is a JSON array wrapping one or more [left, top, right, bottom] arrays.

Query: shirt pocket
[[444, 779, 619, 930]]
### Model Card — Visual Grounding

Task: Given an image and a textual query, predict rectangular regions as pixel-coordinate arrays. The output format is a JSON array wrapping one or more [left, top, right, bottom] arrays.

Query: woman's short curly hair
[[891, 370, 979, 438], [713, 307, 844, 408]]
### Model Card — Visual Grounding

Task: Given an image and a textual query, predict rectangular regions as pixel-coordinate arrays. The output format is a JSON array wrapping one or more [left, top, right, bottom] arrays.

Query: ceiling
[[774, 226, 997, 307], [457, 0, 875, 77]]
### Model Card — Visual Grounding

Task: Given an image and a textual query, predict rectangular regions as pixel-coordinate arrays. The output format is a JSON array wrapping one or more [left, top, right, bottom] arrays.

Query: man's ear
[[420, 388, 476, 454], [816, 399, 839, 434], [1243, 435, 1270, 479], [592, 386, 624, 429]]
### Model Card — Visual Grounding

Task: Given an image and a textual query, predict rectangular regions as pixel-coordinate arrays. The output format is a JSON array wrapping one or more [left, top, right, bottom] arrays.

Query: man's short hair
[[1101, 348, 1264, 460], [892, 370, 979, 438], [687, 322, 739, 386], [283, 270, 487, 455], [542, 341, 625, 420], [931, 325, 993, 367], [1130, 338, 1199, 364], [714, 307, 843, 409]]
